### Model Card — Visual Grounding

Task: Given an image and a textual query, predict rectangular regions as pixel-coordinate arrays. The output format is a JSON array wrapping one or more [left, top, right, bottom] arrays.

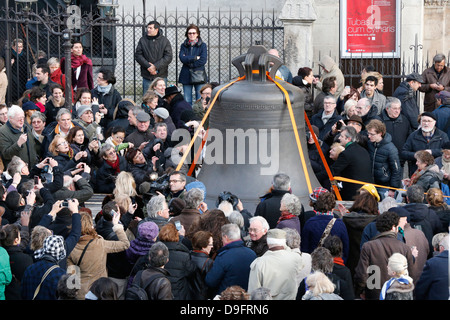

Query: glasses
[[169, 179, 183, 184], [106, 150, 116, 156], [324, 102, 336, 105], [57, 141, 68, 147], [248, 228, 262, 233], [113, 135, 125, 141], [187, 32, 197, 35]]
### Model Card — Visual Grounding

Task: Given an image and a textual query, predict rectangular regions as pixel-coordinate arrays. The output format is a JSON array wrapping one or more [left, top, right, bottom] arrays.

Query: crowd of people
[[0, 19, 449, 302]]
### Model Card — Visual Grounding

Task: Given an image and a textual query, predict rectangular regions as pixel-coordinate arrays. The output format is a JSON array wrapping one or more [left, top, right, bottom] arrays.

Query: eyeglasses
[[248, 228, 262, 233], [57, 141, 68, 147], [169, 179, 183, 183], [187, 32, 197, 35], [106, 150, 116, 156]]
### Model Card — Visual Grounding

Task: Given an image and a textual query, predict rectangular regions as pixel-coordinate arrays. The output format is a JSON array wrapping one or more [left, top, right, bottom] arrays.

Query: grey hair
[[7, 105, 24, 119], [439, 235, 449, 251], [99, 143, 115, 158], [47, 57, 60, 67], [251, 287, 273, 300], [378, 197, 398, 214], [146, 195, 167, 218], [227, 210, 244, 228], [281, 193, 302, 216], [30, 111, 46, 123], [341, 125, 358, 142], [385, 96, 401, 110], [432, 232, 449, 251], [221, 223, 241, 241], [284, 227, 301, 249], [6, 156, 25, 176], [323, 95, 337, 104], [406, 185, 424, 203], [272, 173, 290, 191], [56, 108, 72, 121], [148, 241, 169, 268], [249, 216, 270, 232], [184, 188, 204, 209], [218, 200, 233, 217], [130, 105, 143, 116], [433, 53, 446, 63]]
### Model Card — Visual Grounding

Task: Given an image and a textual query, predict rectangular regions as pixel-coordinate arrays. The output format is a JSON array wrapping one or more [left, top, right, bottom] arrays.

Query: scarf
[[71, 54, 93, 69], [379, 277, 411, 300], [34, 235, 66, 261], [333, 257, 345, 266], [321, 111, 333, 125], [313, 210, 334, 216], [106, 157, 121, 174], [35, 101, 45, 113], [96, 83, 112, 94], [189, 38, 199, 46], [277, 210, 297, 224]]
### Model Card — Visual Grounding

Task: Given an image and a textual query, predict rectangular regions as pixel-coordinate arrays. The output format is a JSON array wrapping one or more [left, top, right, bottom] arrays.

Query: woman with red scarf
[[95, 144, 128, 194], [60, 40, 94, 92], [276, 193, 302, 236]]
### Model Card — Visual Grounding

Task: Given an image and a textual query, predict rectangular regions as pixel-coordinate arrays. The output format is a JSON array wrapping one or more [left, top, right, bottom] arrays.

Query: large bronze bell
[[196, 45, 320, 212]]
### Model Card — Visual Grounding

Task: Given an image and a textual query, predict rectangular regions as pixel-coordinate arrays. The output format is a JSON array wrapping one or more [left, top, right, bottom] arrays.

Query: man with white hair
[[170, 187, 206, 233], [246, 216, 270, 257], [0, 105, 37, 168], [144, 194, 170, 229], [248, 228, 303, 300], [414, 234, 449, 300], [255, 173, 291, 229]]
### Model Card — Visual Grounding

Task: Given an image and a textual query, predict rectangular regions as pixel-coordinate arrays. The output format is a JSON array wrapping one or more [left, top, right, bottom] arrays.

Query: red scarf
[[35, 101, 45, 113], [71, 54, 93, 69], [106, 157, 121, 174], [277, 210, 297, 224], [333, 257, 345, 266]]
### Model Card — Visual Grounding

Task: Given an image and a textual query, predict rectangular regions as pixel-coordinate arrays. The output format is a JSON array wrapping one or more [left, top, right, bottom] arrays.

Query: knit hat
[[77, 105, 92, 117], [154, 107, 169, 120], [421, 111, 436, 122], [359, 184, 380, 202], [168, 197, 186, 216], [22, 101, 40, 111], [137, 221, 159, 241], [309, 187, 329, 202], [34, 235, 66, 261], [435, 90, 450, 102]]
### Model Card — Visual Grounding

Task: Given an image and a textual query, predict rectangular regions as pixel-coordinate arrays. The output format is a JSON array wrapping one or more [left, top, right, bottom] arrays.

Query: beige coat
[[0, 68, 7, 105], [67, 224, 130, 299]]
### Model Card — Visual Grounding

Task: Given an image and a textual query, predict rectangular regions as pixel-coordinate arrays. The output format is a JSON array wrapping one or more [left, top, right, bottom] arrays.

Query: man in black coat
[[393, 72, 425, 130], [401, 112, 449, 176], [330, 126, 374, 201], [254, 173, 292, 229], [135, 21, 173, 94], [379, 97, 413, 160]]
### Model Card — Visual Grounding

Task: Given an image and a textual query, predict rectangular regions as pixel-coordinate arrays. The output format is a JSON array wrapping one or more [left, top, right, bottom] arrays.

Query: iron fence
[[1, 3, 449, 106]]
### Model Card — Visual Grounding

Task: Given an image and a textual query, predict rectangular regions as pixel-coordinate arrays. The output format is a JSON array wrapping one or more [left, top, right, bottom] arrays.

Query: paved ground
[[83, 193, 108, 218]]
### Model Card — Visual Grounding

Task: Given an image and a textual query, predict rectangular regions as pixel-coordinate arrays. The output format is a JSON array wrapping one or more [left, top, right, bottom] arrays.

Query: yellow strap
[[175, 76, 246, 171], [267, 73, 313, 194]]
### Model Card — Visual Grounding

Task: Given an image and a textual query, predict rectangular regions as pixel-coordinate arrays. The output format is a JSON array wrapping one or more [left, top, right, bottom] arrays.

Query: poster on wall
[[340, 0, 400, 58]]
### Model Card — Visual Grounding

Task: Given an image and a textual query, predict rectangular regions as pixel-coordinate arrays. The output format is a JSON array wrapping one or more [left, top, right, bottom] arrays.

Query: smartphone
[[175, 221, 182, 231], [34, 175, 39, 184]]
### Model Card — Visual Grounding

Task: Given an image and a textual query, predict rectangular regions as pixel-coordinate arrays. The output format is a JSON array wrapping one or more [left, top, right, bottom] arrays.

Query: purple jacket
[[276, 216, 301, 236]]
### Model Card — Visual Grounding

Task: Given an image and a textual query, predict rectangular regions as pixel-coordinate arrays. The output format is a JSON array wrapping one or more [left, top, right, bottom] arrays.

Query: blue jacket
[[205, 240, 256, 295], [367, 132, 402, 188], [432, 103, 450, 139], [301, 214, 350, 263], [415, 250, 449, 300], [178, 38, 207, 85]]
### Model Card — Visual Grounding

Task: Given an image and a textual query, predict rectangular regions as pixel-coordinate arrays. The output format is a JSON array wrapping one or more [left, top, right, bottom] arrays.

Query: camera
[[216, 191, 239, 209], [62, 199, 71, 207], [142, 174, 170, 204]]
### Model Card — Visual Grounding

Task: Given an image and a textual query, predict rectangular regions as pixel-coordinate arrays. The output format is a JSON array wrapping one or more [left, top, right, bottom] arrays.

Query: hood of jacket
[[319, 55, 337, 73]]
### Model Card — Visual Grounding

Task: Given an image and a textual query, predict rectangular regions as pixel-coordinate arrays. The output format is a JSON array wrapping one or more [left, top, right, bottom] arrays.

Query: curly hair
[[311, 247, 334, 273], [426, 187, 446, 208], [315, 192, 336, 213], [375, 211, 399, 233], [219, 286, 250, 300], [414, 150, 435, 166]]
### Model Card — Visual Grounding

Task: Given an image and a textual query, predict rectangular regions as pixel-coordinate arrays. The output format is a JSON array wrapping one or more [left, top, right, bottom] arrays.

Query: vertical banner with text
[[340, 0, 400, 58]]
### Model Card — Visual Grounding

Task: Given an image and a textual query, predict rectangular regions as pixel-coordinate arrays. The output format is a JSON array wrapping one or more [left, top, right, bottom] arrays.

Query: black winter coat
[[393, 81, 420, 130], [95, 155, 128, 193], [91, 85, 122, 128], [401, 128, 449, 175], [254, 189, 291, 229], [4, 245, 33, 300], [379, 109, 412, 156], [135, 30, 173, 80], [310, 109, 343, 141], [367, 132, 402, 188], [162, 241, 197, 300]]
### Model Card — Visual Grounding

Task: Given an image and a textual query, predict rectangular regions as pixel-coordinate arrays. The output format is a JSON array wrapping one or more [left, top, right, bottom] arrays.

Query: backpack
[[124, 269, 164, 300]]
